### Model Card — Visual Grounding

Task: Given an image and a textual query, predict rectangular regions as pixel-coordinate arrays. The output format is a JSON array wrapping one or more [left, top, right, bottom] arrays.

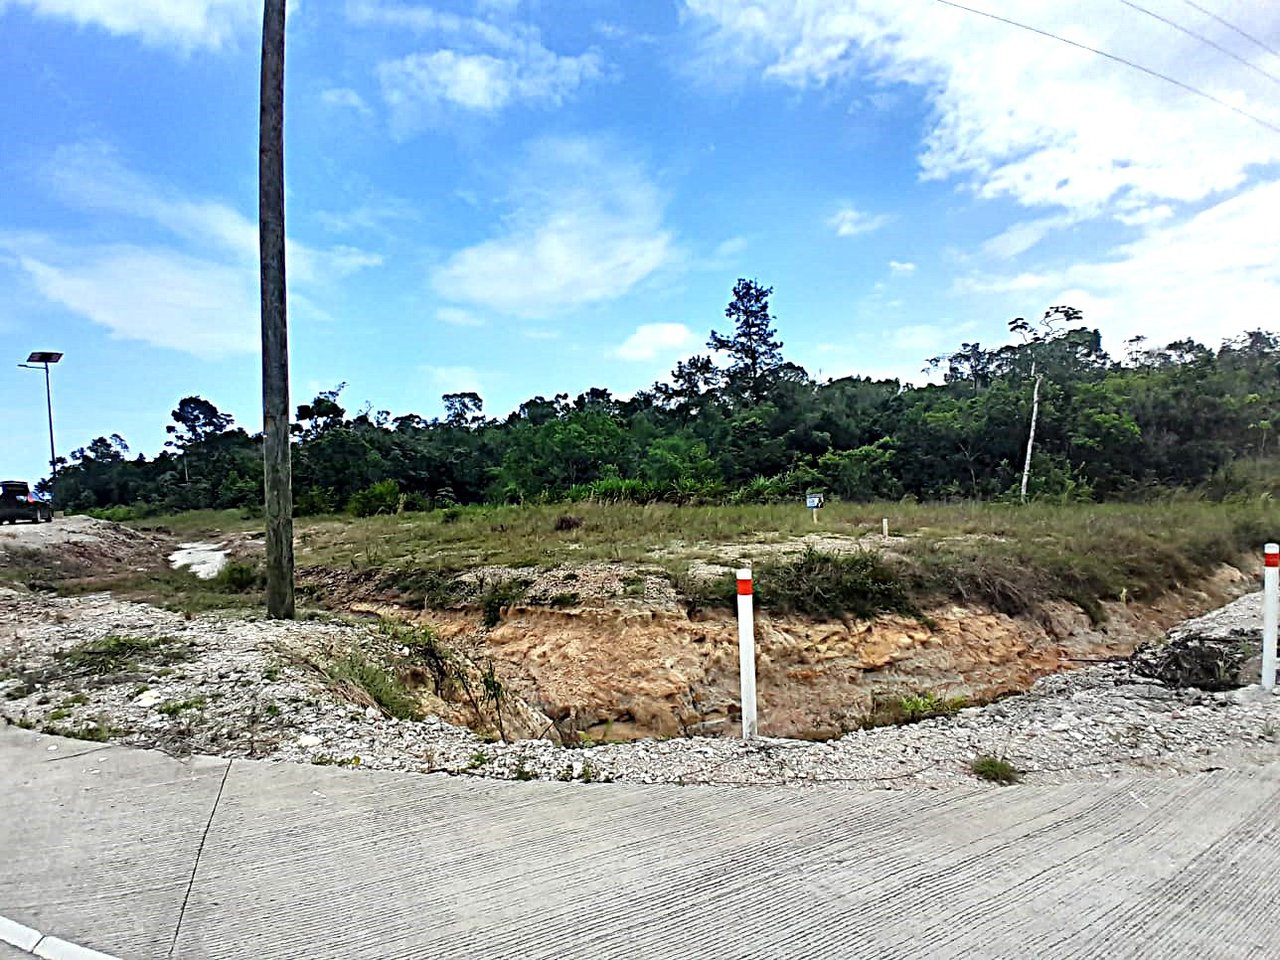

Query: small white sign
[[805, 493, 824, 510]]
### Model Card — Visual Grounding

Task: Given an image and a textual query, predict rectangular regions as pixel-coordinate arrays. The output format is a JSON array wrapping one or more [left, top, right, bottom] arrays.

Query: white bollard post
[[882, 518, 889, 537], [1263, 543, 1278, 691], [736, 568, 758, 737]]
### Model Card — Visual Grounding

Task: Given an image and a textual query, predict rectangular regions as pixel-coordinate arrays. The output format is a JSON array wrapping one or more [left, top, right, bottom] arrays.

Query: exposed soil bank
[[355, 564, 1251, 741], [4, 587, 1279, 789]]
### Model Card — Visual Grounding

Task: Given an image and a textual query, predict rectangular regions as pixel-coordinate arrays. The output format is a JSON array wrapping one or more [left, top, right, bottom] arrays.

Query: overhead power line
[[1177, 0, 1280, 62], [931, 0, 1280, 137], [1120, 0, 1280, 89]]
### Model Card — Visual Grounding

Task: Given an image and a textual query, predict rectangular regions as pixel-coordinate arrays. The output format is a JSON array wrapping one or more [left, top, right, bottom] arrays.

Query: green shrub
[[729, 476, 789, 504], [294, 486, 338, 517], [378, 567, 464, 609], [566, 477, 661, 504], [348, 480, 401, 518], [399, 491, 432, 513], [80, 504, 151, 522], [672, 568, 738, 615], [215, 560, 263, 593], [756, 548, 914, 620], [480, 577, 529, 629]]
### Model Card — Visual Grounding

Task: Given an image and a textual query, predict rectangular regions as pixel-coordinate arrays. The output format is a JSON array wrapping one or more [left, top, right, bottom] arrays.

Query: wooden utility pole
[[259, 0, 295, 618]]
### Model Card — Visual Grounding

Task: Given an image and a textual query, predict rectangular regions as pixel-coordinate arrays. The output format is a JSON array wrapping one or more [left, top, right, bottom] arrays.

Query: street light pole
[[19, 351, 63, 504]]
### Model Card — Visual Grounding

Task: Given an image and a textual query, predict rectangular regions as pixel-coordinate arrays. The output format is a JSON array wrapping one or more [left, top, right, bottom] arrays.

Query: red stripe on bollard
[[1267, 549, 1279, 569], [737, 578, 753, 595]]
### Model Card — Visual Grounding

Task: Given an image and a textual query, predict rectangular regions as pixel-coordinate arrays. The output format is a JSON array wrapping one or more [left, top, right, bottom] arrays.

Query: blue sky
[[2, 0, 1279, 483]]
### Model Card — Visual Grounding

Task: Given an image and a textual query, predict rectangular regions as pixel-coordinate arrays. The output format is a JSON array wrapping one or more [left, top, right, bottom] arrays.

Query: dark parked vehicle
[[0, 481, 53, 524]]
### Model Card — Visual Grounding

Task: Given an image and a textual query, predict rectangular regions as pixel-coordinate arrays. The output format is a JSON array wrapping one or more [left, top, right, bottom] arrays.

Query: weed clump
[[971, 755, 1021, 785], [312, 754, 362, 767], [862, 691, 967, 728], [382, 621, 460, 698], [899, 692, 967, 723], [326, 652, 420, 721], [57, 634, 189, 677], [42, 717, 116, 742], [158, 696, 206, 717]]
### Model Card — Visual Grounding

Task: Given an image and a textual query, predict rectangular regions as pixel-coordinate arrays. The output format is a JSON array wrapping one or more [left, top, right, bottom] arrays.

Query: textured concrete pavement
[[3, 727, 1279, 959]]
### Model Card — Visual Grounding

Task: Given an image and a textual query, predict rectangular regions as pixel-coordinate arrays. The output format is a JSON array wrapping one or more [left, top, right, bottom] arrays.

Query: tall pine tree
[[708, 278, 785, 404]]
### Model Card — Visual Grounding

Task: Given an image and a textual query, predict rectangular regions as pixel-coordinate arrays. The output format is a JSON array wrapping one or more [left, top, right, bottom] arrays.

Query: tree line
[[47, 279, 1280, 516]]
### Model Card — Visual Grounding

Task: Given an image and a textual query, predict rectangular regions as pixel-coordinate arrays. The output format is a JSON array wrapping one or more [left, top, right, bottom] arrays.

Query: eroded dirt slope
[[355, 564, 1250, 741]]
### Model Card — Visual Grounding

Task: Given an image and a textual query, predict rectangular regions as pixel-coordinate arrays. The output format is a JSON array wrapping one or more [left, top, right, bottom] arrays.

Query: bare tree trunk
[[1019, 365, 1042, 505], [259, 0, 294, 619]]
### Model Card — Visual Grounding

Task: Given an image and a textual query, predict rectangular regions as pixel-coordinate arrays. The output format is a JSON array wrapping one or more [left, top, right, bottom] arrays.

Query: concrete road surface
[[3, 726, 1279, 959]]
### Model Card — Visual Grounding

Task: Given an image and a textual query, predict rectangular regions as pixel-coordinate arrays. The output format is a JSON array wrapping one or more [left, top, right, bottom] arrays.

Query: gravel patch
[[2, 586, 1278, 790]]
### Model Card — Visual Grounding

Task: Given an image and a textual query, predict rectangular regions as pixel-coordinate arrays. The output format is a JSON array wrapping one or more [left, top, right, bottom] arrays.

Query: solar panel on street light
[[26, 352, 63, 364]]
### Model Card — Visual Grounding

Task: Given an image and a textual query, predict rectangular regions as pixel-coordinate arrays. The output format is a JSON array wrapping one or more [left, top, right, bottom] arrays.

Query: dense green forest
[[46, 280, 1280, 517]]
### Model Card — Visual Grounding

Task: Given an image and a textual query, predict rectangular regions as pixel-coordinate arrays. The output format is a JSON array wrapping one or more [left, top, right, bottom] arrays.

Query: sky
[[1, 0, 1278, 484]]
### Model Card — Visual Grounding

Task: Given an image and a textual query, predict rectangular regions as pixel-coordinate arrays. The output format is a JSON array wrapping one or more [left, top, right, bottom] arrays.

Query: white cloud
[[1115, 204, 1174, 227], [523, 328, 560, 340], [888, 260, 915, 274], [613, 323, 695, 361], [350, 0, 601, 132], [313, 197, 418, 235], [320, 87, 373, 116], [963, 180, 1280, 349], [4, 144, 380, 357], [0, 0, 259, 53], [42, 143, 383, 283], [436, 306, 486, 328], [828, 204, 890, 237], [956, 271, 1055, 296], [9, 243, 257, 358], [982, 215, 1079, 260], [378, 47, 599, 115], [424, 365, 485, 396], [715, 236, 748, 257], [432, 136, 675, 317], [683, 0, 1280, 219]]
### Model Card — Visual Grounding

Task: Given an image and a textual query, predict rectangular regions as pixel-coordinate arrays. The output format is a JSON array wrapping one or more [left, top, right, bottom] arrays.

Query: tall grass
[[136, 498, 1276, 622]]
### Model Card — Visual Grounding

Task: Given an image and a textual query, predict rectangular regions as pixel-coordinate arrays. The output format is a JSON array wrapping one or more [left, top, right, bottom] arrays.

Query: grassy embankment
[[97, 498, 1279, 624]]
